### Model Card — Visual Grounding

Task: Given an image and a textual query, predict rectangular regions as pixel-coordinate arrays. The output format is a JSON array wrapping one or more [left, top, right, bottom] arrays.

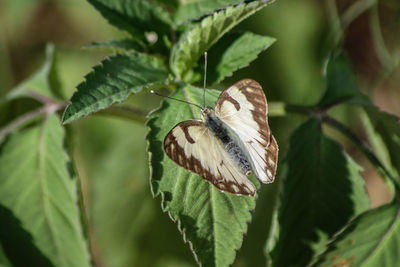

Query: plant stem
[[29, 91, 57, 105], [268, 102, 312, 117], [0, 102, 66, 142]]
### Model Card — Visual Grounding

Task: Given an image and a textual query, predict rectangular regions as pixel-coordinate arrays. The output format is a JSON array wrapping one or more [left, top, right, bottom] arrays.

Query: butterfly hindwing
[[215, 79, 278, 183], [164, 120, 256, 196]]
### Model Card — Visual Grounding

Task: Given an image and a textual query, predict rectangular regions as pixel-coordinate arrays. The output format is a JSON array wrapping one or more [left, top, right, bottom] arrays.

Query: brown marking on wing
[[179, 122, 197, 144], [265, 135, 279, 183], [232, 80, 279, 181], [217, 79, 270, 144], [163, 121, 255, 196], [217, 92, 241, 111], [239, 79, 270, 143], [217, 79, 279, 183]]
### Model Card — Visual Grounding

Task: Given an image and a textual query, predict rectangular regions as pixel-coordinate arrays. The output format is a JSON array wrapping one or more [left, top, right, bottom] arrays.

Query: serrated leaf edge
[[170, 0, 275, 80], [61, 53, 170, 125], [308, 202, 400, 266], [145, 92, 257, 266], [214, 35, 276, 83]]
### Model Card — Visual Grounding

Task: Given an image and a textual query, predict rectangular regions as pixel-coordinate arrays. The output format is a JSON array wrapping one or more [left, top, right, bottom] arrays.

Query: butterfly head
[[201, 107, 214, 121]]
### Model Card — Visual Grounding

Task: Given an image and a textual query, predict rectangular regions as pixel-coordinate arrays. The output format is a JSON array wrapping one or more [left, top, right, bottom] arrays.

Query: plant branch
[[0, 102, 66, 142], [322, 114, 400, 193], [268, 102, 313, 117], [29, 91, 57, 105], [268, 99, 400, 194]]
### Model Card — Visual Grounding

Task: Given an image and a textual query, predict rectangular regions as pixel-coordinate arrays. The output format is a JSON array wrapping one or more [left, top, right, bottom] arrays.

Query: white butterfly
[[163, 79, 278, 196]]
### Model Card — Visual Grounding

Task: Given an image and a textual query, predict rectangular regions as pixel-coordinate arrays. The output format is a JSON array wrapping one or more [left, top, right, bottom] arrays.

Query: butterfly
[[163, 79, 278, 196]]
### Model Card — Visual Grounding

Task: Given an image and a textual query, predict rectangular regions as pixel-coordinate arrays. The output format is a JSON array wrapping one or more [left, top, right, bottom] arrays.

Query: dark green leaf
[[171, 0, 273, 81], [0, 244, 12, 267], [83, 39, 144, 53], [317, 51, 400, 191], [310, 202, 400, 267], [0, 114, 90, 267], [62, 53, 169, 124], [206, 32, 275, 84], [266, 119, 369, 267], [362, 106, 400, 190], [147, 84, 259, 267], [87, 0, 172, 38], [318, 51, 361, 108], [173, 0, 244, 25]]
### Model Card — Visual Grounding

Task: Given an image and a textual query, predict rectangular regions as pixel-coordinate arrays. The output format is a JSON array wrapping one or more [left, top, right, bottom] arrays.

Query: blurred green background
[[1, 0, 398, 266]]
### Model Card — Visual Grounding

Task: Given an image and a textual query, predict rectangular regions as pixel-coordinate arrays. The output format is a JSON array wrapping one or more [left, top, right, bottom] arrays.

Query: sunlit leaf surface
[[171, 0, 273, 81], [147, 84, 259, 267], [0, 115, 90, 267], [62, 53, 169, 124]]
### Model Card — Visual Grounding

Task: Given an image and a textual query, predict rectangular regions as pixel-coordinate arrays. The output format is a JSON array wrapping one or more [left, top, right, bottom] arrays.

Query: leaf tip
[[61, 105, 73, 125]]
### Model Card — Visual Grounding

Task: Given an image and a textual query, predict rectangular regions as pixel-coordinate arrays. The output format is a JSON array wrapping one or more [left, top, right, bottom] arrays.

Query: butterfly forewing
[[164, 121, 257, 196], [215, 79, 278, 183]]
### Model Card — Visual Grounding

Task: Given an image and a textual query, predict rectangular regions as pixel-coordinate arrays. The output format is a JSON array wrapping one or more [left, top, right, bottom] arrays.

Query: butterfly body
[[163, 79, 278, 196], [202, 107, 252, 176]]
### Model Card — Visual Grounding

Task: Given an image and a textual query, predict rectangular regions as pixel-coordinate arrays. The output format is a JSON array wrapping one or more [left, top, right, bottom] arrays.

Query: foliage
[[147, 85, 259, 266], [310, 202, 400, 267], [267, 118, 369, 267], [1, 0, 399, 267]]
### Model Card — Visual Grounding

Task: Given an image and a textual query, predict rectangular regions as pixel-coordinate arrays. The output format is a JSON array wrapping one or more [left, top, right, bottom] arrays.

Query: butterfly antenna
[[203, 52, 207, 108], [151, 90, 203, 109]]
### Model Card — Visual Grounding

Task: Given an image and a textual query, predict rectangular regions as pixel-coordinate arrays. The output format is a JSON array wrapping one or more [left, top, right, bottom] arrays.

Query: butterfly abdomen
[[205, 111, 251, 176], [225, 141, 251, 176]]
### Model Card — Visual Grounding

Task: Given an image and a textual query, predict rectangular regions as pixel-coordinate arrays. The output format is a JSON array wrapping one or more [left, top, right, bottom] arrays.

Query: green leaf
[[173, 0, 244, 25], [4, 44, 56, 103], [0, 244, 12, 267], [317, 51, 361, 108], [317, 50, 400, 191], [310, 202, 400, 267], [266, 119, 369, 267], [171, 0, 274, 81], [147, 84, 258, 267], [362, 106, 400, 190], [87, 0, 172, 38], [83, 39, 144, 53], [206, 32, 275, 84], [62, 53, 169, 125], [0, 114, 90, 267]]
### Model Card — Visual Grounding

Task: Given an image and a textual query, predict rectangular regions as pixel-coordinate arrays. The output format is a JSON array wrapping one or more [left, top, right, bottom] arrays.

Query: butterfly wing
[[164, 120, 256, 196], [215, 79, 278, 183]]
